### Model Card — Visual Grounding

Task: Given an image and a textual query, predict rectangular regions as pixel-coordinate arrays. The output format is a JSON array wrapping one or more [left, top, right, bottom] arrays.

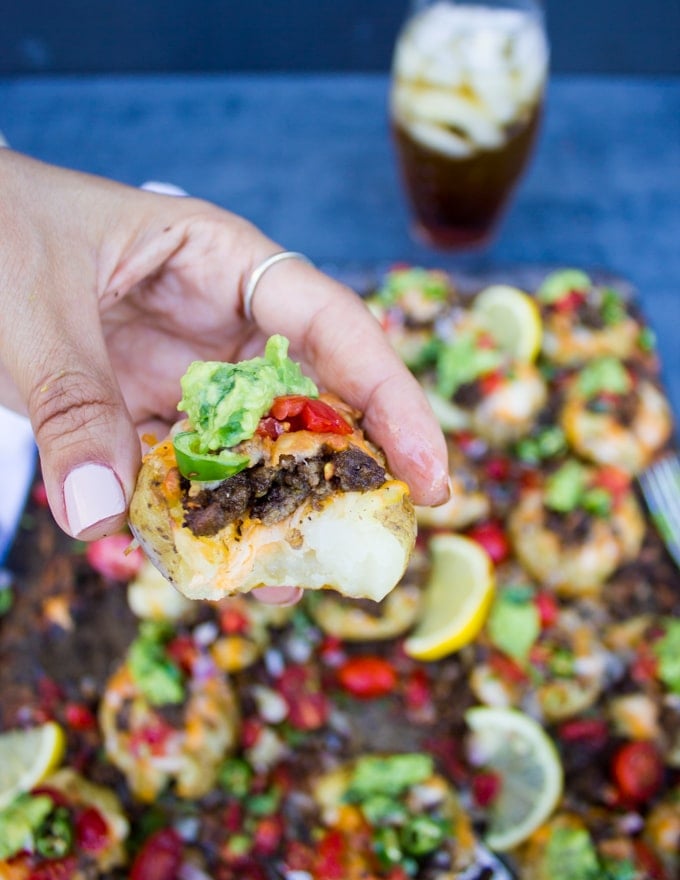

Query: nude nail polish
[[64, 463, 126, 537]]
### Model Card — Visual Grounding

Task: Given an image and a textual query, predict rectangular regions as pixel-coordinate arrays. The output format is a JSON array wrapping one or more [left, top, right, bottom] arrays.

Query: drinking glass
[[390, 0, 549, 249]]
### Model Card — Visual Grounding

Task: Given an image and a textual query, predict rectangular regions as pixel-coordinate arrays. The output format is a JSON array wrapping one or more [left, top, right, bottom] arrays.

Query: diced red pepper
[[255, 416, 287, 440], [130, 828, 183, 880], [74, 806, 109, 853], [472, 771, 502, 807], [466, 520, 510, 565], [85, 533, 145, 582], [267, 396, 352, 435], [337, 655, 397, 699], [611, 740, 665, 804], [534, 590, 560, 629]]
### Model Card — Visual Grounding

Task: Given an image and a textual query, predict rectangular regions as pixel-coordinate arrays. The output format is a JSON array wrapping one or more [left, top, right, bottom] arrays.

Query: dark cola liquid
[[392, 101, 543, 249]]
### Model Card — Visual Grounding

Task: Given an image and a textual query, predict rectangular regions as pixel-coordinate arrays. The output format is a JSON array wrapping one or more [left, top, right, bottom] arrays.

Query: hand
[[0, 151, 449, 548]]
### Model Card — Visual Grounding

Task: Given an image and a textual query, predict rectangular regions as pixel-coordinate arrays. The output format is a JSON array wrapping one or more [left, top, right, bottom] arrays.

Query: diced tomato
[[534, 590, 560, 629], [318, 635, 346, 667], [553, 289, 587, 313], [253, 815, 284, 857], [255, 416, 287, 439], [30, 785, 71, 808], [219, 605, 251, 635], [479, 370, 505, 397], [28, 857, 78, 880], [611, 741, 665, 804], [488, 650, 528, 684], [130, 828, 183, 880], [315, 829, 346, 880], [276, 665, 330, 730], [484, 455, 511, 482], [472, 771, 502, 807], [268, 396, 352, 435], [75, 806, 109, 853], [31, 480, 50, 508], [287, 690, 330, 731], [337, 655, 397, 699], [631, 644, 660, 684], [466, 520, 510, 565], [166, 634, 199, 673], [85, 533, 145, 581], [241, 717, 264, 749], [222, 801, 245, 833], [403, 667, 432, 712], [592, 465, 631, 503], [129, 719, 174, 756], [64, 701, 97, 731], [557, 718, 609, 749], [284, 840, 316, 872], [37, 676, 64, 714], [632, 839, 669, 880]]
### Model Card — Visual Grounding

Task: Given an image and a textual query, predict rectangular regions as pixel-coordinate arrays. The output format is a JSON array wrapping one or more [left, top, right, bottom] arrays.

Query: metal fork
[[639, 452, 680, 569]]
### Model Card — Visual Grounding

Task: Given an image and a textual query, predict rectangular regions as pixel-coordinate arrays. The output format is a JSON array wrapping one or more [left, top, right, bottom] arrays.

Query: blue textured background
[[1, 0, 678, 75]]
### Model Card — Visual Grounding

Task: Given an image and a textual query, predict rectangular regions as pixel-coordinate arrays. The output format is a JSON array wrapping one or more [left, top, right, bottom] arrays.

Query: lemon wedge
[[465, 706, 563, 852], [403, 533, 495, 661], [472, 284, 543, 363], [0, 722, 66, 810]]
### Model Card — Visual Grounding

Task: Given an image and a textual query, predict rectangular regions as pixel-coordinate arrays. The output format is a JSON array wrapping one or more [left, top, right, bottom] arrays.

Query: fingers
[[244, 259, 450, 507], [0, 156, 141, 539]]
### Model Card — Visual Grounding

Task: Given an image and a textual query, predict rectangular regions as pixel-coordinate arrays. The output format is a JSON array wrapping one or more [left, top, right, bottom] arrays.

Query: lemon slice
[[0, 722, 66, 810], [403, 534, 495, 661], [465, 706, 563, 852], [472, 285, 543, 362]]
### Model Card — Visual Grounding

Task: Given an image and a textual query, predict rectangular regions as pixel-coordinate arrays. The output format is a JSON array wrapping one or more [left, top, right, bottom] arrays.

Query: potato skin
[[129, 435, 417, 602]]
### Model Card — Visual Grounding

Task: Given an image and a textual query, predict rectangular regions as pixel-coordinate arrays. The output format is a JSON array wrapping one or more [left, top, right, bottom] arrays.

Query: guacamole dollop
[[178, 335, 318, 454]]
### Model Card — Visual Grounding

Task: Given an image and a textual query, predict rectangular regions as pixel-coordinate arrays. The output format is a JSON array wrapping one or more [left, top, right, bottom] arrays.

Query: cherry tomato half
[[611, 740, 665, 804], [337, 655, 397, 699]]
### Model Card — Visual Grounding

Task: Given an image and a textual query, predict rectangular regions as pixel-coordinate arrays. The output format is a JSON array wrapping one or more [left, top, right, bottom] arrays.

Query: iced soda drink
[[390, 1, 549, 248]]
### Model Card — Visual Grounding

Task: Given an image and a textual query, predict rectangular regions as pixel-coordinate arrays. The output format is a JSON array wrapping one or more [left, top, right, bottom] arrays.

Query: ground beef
[[577, 299, 607, 329], [183, 445, 386, 537], [453, 380, 484, 409], [544, 506, 593, 546]]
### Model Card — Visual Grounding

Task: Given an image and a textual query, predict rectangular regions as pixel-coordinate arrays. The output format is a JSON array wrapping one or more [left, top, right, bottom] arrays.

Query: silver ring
[[242, 251, 313, 321]]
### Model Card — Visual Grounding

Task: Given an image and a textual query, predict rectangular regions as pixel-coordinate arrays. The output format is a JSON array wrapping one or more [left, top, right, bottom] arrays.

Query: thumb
[[22, 332, 141, 541]]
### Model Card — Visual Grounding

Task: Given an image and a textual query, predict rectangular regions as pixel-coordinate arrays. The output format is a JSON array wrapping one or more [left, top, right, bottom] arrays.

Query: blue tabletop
[[2, 72, 679, 411]]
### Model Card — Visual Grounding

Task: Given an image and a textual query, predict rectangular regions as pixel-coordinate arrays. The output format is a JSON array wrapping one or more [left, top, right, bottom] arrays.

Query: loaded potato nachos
[[0, 266, 678, 879]]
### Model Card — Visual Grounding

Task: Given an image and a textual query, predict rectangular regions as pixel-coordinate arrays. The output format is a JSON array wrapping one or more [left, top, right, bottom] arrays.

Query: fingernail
[[64, 463, 126, 537], [252, 586, 304, 607]]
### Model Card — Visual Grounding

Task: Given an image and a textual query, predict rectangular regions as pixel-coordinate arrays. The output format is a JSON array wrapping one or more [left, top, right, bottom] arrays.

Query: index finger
[[243, 258, 450, 507]]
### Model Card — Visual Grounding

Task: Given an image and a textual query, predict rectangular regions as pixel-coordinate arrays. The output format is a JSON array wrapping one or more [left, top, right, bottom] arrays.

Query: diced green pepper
[[218, 757, 254, 798], [400, 815, 448, 856]]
